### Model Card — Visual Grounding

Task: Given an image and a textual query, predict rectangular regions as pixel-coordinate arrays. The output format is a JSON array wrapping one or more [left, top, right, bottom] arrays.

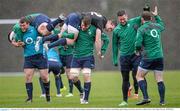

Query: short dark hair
[[19, 17, 30, 24], [111, 19, 118, 26], [82, 15, 91, 26], [117, 10, 126, 16], [141, 11, 152, 21]]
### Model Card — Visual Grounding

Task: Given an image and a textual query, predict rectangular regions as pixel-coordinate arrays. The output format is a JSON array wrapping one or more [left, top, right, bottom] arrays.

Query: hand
[[97, 51, 102, 60], [114, 63, 118, 67], [152, 6, 158, 16], [101, 55, 104, 59], [135, 51, 140, 56], [18, 41, 25, 46], [11, 41, 20, 47]]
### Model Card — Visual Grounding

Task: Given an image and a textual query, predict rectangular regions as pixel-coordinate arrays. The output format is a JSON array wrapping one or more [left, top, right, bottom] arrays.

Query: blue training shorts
[[24, 54, 48, 69], [120, 54, 141, 72], [65, 12, 81, 30], [71, 55, 95, 69], [59, 54, 73, 68], [32, 14, 51, 29], [48, 61, 62, 75], [139, 58, 164, 71]]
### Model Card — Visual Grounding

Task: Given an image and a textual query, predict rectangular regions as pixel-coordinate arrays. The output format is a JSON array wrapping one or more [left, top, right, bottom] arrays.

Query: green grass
[[0, 71, 180, 108]]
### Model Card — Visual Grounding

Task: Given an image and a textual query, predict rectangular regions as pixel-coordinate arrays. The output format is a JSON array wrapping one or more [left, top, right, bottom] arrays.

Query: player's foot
[[59, 13, 66, 21], [65, 93, 73, 97], [40, 94, 46, 98], [80, 93, 84, 103], [128, 86, 133, 97], [160, 101, 165, 106], [46, 95, 51, 102], [80, 100, 88, 104], [136, 99, 151, 105], [132, 94, 139, 99], [60, 86, 67, 94], [118, 101, 128, 107], [25, 98, 32, 103], [43, 43, 49, 51], [56, 94, 62, 97]]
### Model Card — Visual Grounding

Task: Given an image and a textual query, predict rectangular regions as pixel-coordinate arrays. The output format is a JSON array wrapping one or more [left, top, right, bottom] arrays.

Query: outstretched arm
[[152, 6, 165, 31], [95, 28, 102, 59]]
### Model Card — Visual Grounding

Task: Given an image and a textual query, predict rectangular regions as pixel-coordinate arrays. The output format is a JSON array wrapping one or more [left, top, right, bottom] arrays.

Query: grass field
[[0, 71, 180, 108]]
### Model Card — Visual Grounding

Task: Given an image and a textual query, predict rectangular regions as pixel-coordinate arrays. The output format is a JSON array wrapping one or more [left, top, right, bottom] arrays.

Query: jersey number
[[150, 29, 159, 38]]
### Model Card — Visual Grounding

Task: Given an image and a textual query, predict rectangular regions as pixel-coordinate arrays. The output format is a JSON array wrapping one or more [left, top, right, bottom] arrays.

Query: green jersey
[[12, 23, 23, 41], [101, 33, 110, 56], [52, 29, 74, 55], [73, 25, 96, 58], [112, 16, 141, 65], [135, 15, 165, 59]]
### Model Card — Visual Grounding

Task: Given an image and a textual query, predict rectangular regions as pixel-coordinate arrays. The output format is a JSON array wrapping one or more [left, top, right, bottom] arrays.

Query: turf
[[0, 71, 180, 108]]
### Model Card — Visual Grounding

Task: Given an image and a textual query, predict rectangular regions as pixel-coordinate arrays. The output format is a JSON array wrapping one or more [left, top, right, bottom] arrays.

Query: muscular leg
[[70, 68, 83, 94], [39, 69, 50, 102], [154, 71, 165, 104], [82, 68, 91, 103], [24, 68, 35, 101], [66, 68, 73, 94], [136, 67, 149, 100]]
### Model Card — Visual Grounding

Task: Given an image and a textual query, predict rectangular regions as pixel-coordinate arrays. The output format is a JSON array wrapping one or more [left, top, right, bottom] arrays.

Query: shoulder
[[26, 26, 38, 35], [113, 24, 121, 33], [89, 25, 97, 31], [13, 23, 20, 32]]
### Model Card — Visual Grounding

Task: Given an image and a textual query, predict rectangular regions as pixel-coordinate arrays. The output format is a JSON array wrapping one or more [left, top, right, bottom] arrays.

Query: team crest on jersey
[[25, 37, 33, 44], [88, 30, 92, 35]]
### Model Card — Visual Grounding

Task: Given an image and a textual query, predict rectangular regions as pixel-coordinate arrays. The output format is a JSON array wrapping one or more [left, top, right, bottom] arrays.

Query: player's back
[[138, 21, 164, 59], [47, 48, 60, 62]]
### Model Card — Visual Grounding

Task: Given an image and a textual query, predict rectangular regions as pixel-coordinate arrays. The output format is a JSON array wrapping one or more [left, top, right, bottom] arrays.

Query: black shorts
[[139, 58, 164, 71], [24, 54, 48, 69], [48, 61, 62, 75], [32, 14, 51, 29], [65, 12, 81, 30], [59, 54, 73, 68], [120, 54, 141, 72], [71, 55, 95, 69]]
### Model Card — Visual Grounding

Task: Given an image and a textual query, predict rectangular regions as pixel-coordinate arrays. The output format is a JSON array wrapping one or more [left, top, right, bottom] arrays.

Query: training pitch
[[0, 71, 180, 108]]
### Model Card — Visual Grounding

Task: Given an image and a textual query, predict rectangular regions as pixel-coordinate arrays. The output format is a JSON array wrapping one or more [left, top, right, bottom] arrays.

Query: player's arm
[[8, 31, 24, 47], [101, 33, 110, 58], [130, 16, 142, 25], [112, 29, 119, 66], [135, 29, 143, 54], [152, 6, 165, 31], [61, 32, 74, 39], [95, 28, 102, 59], [11, 40, 24, 47]]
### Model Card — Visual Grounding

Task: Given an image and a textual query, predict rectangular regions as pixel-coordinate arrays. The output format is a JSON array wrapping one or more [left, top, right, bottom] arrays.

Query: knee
[[69, 68, 80, 82], [25, 75, 32, 83], [40, 74, 49, 83], [83, 73, 91, 82], [82, 68, 91, 82]]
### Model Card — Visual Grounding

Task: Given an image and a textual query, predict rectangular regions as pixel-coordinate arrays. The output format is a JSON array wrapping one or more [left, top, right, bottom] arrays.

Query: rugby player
[[135, 6, 165, 106]]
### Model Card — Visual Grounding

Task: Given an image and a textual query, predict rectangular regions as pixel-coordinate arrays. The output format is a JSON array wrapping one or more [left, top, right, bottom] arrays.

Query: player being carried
[[42, 11, 115, 58]]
